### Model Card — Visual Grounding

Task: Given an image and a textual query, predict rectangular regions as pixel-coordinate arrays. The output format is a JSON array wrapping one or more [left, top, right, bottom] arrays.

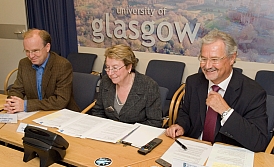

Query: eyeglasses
[[198, 56, 227, 64], [23, 45, 46, 55], [104, 65, 125, 73]]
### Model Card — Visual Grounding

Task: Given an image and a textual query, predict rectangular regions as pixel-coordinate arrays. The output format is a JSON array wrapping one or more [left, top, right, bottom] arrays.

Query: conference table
[[0, 110, 174, 167], [0, 145, 64, 167], [0, 94, 274, 167]]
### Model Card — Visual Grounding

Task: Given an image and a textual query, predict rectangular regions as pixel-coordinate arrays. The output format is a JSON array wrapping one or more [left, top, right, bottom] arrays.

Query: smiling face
[[105, 57, 132, 85], [200, 39, 236, 84], [23, 32, 50, 66]]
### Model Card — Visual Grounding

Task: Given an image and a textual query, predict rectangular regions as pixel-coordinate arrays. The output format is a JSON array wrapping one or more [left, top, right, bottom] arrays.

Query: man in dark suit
[[4, 29, 80, 113], [165, 29, 268, 152]]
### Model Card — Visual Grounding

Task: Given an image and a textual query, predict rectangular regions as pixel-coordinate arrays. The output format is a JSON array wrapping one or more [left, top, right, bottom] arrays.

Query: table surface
[[0, 111, 174, 167], [0, 144, 64, 167], [0, 94, 7, 128]]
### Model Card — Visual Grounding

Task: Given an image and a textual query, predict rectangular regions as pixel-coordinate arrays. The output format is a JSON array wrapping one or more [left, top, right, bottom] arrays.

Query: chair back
[[145, 60, 185, 117], [67, 53, 97, 73], [4, 68, 18, 95], [255, 70, 274, 96], [145, 60, 185, 100], [73, 72, 100, 111], [198, 67, 243, 73], [159, 87, 169, 110], [267, 95, 274, 142]]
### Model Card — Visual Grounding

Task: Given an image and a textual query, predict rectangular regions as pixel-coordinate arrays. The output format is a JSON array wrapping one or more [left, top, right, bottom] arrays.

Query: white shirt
[[199, 70, 234, 140]]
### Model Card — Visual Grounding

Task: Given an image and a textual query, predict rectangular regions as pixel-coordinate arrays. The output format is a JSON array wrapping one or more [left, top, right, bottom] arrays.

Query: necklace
[[115, 73, 135, 106], [116, 92, 124, 106]]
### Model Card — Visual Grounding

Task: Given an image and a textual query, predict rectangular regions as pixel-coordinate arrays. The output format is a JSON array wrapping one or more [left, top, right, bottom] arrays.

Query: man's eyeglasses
[[198, 56, 227, 64], [104, 65, 125, 73], [23, 45, 46, 55]]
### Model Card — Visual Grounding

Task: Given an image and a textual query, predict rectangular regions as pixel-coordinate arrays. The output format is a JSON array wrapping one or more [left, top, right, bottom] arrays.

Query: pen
[[175, 139, 187, 150], [119, 125, 141, 143]]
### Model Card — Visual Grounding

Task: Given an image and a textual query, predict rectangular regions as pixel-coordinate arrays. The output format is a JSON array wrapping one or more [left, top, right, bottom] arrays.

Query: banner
[[74, 0, 274, 63]]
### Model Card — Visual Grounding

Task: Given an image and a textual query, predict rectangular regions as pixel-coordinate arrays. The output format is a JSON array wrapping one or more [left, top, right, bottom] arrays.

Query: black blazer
[[88, 71, 163, 127], [176, 69, 268, 152]]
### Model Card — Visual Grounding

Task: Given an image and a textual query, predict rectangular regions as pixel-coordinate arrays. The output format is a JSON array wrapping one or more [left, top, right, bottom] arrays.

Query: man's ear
[[230, 53, 237, 65]]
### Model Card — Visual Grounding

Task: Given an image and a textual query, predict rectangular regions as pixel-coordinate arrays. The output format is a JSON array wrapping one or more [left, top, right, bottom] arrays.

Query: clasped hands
[[3, 96, 24, 113], [165, 91, 230, 138]]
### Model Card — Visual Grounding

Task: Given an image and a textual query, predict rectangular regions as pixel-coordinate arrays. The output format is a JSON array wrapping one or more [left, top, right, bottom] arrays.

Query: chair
[[255, 70, 274, 96], [159, 87, 169, 110], [145, 60, 185, 117], [168, 83, 185, 127], [266, 95, 274, 143], [4, 68, 18, 95], [67, 53, 97, 73], [265, 136, 274, 154], [72, 72, 100, 112], [198, 67, 243, 73]]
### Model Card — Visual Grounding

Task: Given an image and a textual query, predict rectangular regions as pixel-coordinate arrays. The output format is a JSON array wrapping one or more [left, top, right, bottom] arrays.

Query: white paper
[[59, 114, 112, 138], [173, 159, 206, 167], [122, 123, 165, 148], [0, 114, 17, 123], [161, 138, 212, 165], [16, 122, 47, 133], [84, 120, 135, 143], [33, 109, 83, 127], [206, 143, 254, 167], [17, 111, 38, 120]]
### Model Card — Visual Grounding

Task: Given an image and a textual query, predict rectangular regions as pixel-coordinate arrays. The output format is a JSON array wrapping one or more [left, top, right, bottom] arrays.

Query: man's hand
[[206, 91, 230, 114], [165, 124, 185, 138], [3, 96, 24, 113]]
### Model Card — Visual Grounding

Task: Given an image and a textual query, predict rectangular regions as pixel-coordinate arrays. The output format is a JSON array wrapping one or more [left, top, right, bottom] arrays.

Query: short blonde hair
[[104, 44, 138, 71], [23, 28, 51, 46]]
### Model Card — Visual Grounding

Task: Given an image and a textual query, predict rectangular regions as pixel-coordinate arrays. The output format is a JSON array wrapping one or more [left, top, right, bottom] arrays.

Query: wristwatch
[[221, 108, 232, 119]]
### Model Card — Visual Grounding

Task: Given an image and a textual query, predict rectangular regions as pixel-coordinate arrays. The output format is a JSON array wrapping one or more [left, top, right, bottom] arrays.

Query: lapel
[[103, 78, 119, 119], [198, 75, 209, 127], [223, 71, 242, 108], [41, 53, 54, 98], [27, 63, 38, 98], [119, 72, 142, 117]]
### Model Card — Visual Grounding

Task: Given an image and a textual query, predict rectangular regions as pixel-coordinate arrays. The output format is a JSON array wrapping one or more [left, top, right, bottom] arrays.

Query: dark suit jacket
[[88, 71, 163, 127], [176, 69, 268, 152], [9, 52, 80, 112]]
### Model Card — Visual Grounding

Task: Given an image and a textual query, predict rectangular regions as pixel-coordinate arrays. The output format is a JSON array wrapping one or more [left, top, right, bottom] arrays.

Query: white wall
[[0, 0, 27, 91], [79, 46, 274, 83]]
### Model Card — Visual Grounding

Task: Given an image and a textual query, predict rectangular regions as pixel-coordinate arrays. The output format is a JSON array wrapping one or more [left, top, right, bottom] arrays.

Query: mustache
[[202, 67, 217, 72]]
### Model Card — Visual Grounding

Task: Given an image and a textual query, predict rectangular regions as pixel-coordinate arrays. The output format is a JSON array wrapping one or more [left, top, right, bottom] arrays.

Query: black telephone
[[22, 126, 69, 167]]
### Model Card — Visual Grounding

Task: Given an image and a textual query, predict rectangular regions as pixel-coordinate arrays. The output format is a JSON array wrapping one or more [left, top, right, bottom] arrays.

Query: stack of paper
[[32, 109, 165, 147]]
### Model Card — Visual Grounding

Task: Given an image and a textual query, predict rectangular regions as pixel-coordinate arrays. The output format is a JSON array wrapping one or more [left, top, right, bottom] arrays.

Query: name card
[[0, 114, 17, 123]]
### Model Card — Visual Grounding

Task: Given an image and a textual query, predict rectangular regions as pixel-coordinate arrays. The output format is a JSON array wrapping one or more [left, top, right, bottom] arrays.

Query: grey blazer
[[88, 71, 163, 127]]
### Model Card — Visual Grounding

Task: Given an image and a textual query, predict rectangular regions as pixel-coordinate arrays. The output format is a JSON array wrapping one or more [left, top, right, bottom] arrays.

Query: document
[[160, 138, 212, 166], [16, 122, 47, 133], [83, 120, 135, 143], [33, 109, 163, 145], [33, 109, 84, 127], [17, 111, 38, 120], [121, 123, 165, 148], [206, 143, 254, 167]]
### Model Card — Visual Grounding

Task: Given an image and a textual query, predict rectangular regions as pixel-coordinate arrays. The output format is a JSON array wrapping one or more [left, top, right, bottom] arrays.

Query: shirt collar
[[208, 69, 233, 91], [32, 53, 50, 70]]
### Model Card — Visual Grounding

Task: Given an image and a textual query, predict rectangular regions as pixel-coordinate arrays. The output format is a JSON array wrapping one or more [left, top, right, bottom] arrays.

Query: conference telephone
[[22, 126, 69, 167]]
